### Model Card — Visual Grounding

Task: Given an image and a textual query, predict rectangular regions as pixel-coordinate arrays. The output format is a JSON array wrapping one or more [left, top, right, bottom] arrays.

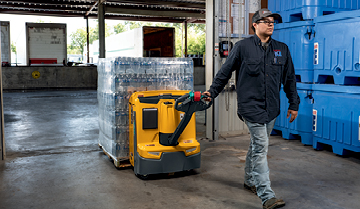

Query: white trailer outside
[[88, 26, 175, 63], [26, 23, 67, 65], [1, 21, 11, 66]]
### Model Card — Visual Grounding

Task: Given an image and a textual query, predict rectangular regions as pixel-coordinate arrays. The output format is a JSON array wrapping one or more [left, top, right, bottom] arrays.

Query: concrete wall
[[2, 66, 97, 90], [2, 66, 202, 90]]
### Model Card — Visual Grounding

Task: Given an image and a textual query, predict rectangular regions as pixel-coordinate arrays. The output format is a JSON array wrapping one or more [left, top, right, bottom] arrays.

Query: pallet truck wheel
[[185, 169, 194, 174], [136, 174, 150, 180]]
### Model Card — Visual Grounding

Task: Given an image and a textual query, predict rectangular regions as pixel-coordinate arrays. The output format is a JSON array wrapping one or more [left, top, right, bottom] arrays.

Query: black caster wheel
[[136, 174, 150, 180]]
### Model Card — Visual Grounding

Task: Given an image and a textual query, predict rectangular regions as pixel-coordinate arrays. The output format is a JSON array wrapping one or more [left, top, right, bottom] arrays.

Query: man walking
[[203, 8, 300, 209]]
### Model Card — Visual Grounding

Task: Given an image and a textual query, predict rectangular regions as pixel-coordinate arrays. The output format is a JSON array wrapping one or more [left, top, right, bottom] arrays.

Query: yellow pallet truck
[[128, 90, 212, 179]]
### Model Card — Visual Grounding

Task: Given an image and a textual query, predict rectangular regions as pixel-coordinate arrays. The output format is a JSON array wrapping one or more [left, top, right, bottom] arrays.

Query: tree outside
[[114, 23, 126, 34], [68, 23, 112, 56], [68, 21, 205, 59], [11, 42, 17, 65]]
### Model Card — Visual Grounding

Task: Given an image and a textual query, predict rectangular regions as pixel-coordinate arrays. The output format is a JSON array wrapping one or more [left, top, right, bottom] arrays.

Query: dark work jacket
[[208, 34, 300, 124]]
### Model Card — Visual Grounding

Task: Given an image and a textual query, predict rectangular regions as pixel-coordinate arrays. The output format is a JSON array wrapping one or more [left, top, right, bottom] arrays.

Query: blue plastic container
[[272, 21, 315, 83], [313, 12, 360, 85], [312, 84, 360, 155], [273, 83, 313, 145], [268, 0, 360, 22]]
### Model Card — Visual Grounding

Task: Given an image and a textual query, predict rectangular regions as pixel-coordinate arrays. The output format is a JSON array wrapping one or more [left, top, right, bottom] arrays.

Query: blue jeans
[[244, 118, 276, 204]]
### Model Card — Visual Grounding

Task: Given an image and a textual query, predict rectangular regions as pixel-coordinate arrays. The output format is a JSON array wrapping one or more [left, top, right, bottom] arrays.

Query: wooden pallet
[[98, 144, 132, 168]]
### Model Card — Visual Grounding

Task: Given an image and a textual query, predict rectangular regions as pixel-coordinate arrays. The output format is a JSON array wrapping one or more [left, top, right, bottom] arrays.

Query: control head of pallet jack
[[160, 91, 212, 146], [175, 91, 212, 113]]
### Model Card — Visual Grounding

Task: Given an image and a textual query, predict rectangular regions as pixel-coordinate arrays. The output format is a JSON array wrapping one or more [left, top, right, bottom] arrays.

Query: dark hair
[[251, 21, 259, 32]]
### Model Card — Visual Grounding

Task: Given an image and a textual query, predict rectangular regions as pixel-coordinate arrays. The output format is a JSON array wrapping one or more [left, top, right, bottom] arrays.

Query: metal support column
[[212, 0, 220, 141], [0, 33, 5, 160], [184, 20, 188, 57], [86, 16, 90, 63], [205, 0, 219, 140], [98, 1, 106, 58]]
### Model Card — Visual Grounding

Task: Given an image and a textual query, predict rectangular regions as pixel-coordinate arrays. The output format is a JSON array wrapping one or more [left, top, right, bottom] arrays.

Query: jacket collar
[[253, 34, 273, 46]]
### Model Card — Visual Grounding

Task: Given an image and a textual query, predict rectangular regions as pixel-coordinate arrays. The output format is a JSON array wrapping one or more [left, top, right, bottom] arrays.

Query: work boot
[[243, 183, 257, 195], [263, 198, 285, 209]]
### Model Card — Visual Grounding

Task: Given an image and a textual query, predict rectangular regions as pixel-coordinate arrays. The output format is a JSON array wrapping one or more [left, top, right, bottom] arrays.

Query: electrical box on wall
[[219, 41, 233, 57]]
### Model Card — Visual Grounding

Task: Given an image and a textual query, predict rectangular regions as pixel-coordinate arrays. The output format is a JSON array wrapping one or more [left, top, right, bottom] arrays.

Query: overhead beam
[[105, 7, 205, 18], [0, 7, 205, 23], [107, 0, 205, 9], [103, 15, 205, 23], [2, 0, 95, 6], [0, 3, 92, 12], [0, 8, 94, 17], [85, 1, 98, 16]]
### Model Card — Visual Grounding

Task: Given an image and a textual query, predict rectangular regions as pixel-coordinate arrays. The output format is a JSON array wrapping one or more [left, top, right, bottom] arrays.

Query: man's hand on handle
[[287, 109, 298, 123], [202, 91, 212, 102]]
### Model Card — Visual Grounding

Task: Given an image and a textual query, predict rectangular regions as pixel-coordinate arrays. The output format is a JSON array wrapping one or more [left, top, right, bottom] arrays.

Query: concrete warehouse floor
[[1, 90, 360, 209]]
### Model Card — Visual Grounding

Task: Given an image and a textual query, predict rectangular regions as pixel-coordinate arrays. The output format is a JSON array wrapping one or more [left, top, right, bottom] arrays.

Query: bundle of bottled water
[[97, 57, 194, 160]]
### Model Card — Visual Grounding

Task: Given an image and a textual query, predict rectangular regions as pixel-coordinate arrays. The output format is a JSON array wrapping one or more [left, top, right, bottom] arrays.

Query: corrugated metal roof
[[0, 0, 205, 23]]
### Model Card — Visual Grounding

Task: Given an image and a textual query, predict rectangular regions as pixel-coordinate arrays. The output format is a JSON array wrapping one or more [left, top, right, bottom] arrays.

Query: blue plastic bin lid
[[274, 21, 314, 30], [296, 83, 313, 90], [312, 84, 360, 94], [280, 83, 313, 90], [314, 9, 360, 23]]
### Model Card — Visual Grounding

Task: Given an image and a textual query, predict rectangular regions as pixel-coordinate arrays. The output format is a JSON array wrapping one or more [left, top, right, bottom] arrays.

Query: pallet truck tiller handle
[[160, 91, 213, 146]]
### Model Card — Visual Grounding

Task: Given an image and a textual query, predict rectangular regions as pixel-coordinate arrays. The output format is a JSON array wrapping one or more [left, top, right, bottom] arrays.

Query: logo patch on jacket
[[274, 50, 282, 57]]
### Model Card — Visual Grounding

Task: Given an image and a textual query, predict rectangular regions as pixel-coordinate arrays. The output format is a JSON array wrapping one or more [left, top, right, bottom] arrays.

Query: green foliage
[[125, 21, 154, 30], [114, 23, 127, 34], [68, 23, 112, 55], [69, 21, 206, 57], [67, 44, 82, 55], [69, 28, 87, 55], [188, 23, 205, 32], [92, 23, 113, 40], [186, 25, 206, 55], [174, 23, 205, 57], [11, 42, 16, 53]]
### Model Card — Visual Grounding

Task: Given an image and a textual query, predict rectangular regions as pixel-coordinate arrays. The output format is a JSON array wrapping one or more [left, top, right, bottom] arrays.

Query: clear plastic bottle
[[164, 58, 172, 90], [153, 58, 160, 90], [130, 57, 140, 88], [178, 58, 186, 90], [145, 58, 156, 91], [115, 57, 125, 93], [156, 58, 165, 90], [125, 57, 135, 93], [121, 57, 130, 94], [138, 58, 147, 91], [184, 58, 194, 91]]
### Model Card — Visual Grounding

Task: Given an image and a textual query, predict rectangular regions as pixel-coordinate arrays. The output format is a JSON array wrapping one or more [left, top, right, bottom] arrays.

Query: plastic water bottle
[[164, 59, 173, 90], [156, 58, 166, 90], [178, 58, 186, 90], [125, 57, 136, 92], [117, 57, 125, 91], [153, 58, 160, 90], [120, 57, 130, 93], [115, 110, 128, 126], [164, 58, 173, 89], [144, 57, 156, 90], [184, 58, 194, 90], [131, 57, 140, 88], [137, 58, 146, 91]]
